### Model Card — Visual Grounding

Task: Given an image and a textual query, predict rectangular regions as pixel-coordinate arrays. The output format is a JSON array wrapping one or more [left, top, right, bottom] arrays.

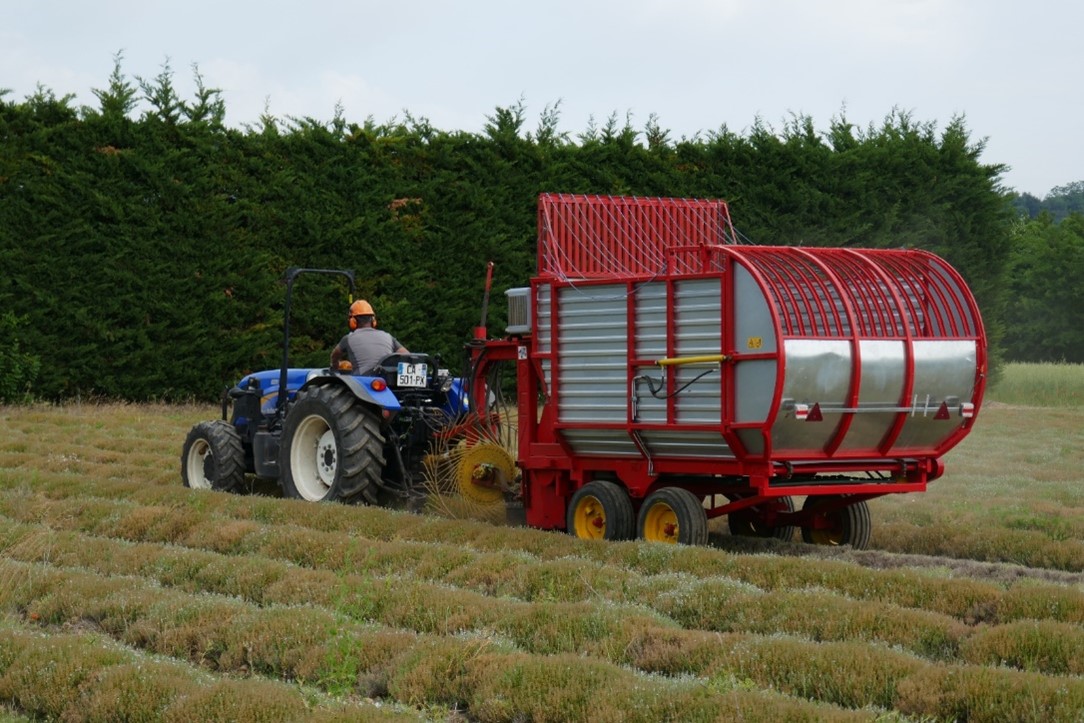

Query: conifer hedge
[[0, 63, 1010, 401]]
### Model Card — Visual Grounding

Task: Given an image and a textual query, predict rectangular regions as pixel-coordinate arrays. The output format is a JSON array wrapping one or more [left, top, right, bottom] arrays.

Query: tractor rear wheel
[[637, 487, 708, 545], [181, 420, 245, 492], [800, 496, 872, 549], [279, 384, 385, 504], [567, 480, 634, 541], [727, 495, 796, 541]]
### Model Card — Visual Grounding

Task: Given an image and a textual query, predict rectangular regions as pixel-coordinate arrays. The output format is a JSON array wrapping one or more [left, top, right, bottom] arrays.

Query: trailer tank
[[474, 194, 986, 548]]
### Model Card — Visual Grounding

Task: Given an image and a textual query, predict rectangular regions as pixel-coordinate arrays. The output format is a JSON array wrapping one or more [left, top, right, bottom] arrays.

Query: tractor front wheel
[[181, 420, 245, 492], [800, 496, 872, 549], [279, 384, 385, 504], [637, 487, 708, 545], [567, 480, 635, 541]]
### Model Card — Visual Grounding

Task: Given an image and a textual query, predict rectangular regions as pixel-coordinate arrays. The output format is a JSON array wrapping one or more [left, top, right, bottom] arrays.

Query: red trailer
[[465, 194, 986, 548]]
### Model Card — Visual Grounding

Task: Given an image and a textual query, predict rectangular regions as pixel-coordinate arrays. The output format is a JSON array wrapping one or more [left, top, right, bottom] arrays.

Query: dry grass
[[871, 400, 1084, 571], [988, 361, 1084, 407], [1, 368, 1084, 721], [0, 620, 418, 722]]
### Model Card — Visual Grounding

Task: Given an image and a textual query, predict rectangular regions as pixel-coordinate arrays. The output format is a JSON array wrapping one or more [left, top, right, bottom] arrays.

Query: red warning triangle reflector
[[806, 403, 823, 422], [933, 401, 951, 420]]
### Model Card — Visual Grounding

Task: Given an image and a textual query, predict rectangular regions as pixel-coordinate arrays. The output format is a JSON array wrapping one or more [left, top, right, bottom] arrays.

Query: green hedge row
[[0, 65, 1010, 400]]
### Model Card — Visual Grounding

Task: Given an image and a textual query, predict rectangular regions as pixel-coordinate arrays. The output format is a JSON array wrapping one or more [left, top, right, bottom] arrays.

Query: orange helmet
[[349, 299, 374, 317], [348, 299, 376, 330]]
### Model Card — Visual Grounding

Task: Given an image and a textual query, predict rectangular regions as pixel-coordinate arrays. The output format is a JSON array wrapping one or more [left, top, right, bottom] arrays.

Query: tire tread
[[280, 385, 384, 504], [566, 480, 635, 541], [181, 420, 245, 492]]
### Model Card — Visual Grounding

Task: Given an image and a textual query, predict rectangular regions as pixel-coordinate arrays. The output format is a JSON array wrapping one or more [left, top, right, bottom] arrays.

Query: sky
[[3, 0, 1080, 197]]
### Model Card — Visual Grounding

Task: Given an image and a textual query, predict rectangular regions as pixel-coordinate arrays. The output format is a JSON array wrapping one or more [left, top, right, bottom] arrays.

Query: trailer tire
[[567, 480, 634, 541], [638, 487, 708, 545], [280, 384, 385, 504], [800, 496, 872, 549], [181, 420, 245, 492], [727, 495, 796, 541]]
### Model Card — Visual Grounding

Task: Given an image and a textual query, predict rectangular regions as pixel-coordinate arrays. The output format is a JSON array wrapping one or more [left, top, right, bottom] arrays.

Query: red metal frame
[[470, 194, 986, 531], [537, 193, 737, 278]]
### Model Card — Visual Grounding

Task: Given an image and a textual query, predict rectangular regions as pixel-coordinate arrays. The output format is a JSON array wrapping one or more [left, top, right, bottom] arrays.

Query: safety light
[[370, 378, 387, 392], [960, 402, 976, 418]]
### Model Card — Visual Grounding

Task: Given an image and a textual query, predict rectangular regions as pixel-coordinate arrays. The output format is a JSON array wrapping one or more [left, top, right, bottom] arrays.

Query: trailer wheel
[[567, 480, 634, 541], [727, 495, 796, 541], [280, 384, 385, 504], [181, 420, 245, 492], [800, 496, 872, 549], [638, 488, 708, 545]]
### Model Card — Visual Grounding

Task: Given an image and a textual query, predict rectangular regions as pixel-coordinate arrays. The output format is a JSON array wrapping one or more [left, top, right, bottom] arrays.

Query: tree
[[1009, 180, 1084, 221], [92, 51, 138, 120], [0, 313, 40, 402], [1043, 180, 1084, 221], [137, 59, 182, 125], [1002, 213, 1084, 362], [1011, 192, 1042, 218], [182, 64, 226, 128]]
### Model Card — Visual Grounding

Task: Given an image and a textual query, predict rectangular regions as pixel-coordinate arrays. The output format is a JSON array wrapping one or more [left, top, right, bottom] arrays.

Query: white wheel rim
[[186, 439, 213, 489], [316, 430, 337, 486], [291, 414, 336, 501]]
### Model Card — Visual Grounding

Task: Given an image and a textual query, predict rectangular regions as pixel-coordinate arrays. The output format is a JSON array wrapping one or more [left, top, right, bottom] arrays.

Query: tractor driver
[[330, 299, 408, 374]]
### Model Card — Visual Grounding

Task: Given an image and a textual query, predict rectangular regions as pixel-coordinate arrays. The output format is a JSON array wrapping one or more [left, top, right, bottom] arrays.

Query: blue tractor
[[180, 268, 471, 505]]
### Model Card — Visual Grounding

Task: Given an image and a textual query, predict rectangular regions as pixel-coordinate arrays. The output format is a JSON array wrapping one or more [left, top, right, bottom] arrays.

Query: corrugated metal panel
[[561, 430, 640, 457], [632, 282, 667, 424], [673, 279, 722, 424], [536, 283, 552, 390], [557, 284, 628, 423], [633, 282, 667, 357]]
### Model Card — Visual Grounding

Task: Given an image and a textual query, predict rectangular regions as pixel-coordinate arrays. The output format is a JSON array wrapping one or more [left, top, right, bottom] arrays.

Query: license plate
[[397, 362, 428, 388]]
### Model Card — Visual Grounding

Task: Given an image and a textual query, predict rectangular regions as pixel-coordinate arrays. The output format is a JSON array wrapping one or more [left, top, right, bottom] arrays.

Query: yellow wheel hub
[[642, 502, 680, 543], [455, 442, 515, 505], [572, 494, 608, 539]]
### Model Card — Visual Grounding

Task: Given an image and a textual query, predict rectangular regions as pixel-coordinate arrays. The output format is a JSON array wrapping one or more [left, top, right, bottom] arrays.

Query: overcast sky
[[3, 0, 1080, 197]]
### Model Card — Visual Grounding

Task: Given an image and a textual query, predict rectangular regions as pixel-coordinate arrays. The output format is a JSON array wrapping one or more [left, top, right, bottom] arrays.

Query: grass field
[[0, 364, 1082, 721]]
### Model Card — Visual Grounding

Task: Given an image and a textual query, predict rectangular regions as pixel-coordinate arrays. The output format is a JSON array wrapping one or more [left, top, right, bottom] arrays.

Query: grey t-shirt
[[336, 327, 402, 374]]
